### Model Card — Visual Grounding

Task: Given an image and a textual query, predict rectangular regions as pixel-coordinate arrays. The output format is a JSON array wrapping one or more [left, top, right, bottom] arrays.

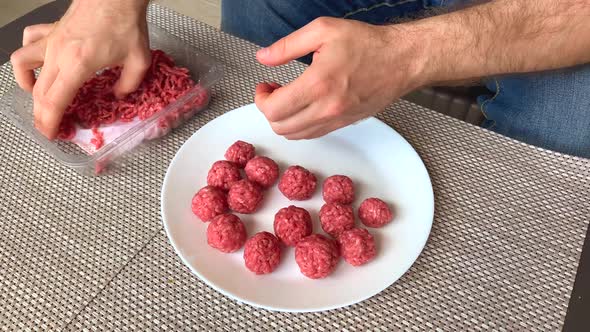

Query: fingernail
[[257, 47, 270, 57]]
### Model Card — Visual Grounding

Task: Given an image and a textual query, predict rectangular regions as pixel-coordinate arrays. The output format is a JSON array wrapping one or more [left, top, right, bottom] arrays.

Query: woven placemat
[[1, 4, 589, 331]]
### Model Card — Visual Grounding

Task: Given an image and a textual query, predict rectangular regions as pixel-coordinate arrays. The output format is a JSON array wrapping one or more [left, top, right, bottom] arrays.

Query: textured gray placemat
[[1, 4, 589, 331]]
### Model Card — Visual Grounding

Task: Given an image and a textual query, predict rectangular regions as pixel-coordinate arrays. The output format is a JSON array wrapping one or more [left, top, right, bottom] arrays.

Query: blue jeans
[[221, 0, 590, 158]]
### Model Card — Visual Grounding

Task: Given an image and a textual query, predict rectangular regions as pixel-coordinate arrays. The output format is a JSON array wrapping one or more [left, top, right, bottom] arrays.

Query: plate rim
[[160, 103, 434, 312]]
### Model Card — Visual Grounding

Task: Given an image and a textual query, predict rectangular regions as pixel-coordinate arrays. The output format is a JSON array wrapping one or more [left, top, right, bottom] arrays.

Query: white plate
[[161, 103, 434, 312]]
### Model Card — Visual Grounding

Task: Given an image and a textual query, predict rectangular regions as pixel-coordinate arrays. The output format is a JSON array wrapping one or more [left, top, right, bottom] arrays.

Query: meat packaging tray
[[0, 23, 223, 175]]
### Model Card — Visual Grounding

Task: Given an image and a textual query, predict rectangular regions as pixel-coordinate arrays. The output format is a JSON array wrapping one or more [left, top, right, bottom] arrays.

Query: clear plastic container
[[0, 23, 223, 175]]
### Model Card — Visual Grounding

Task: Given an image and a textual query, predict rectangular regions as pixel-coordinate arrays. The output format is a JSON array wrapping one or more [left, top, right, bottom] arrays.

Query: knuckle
[[286, 133, 306, 141], [22, 26, 34, 38], [263, 108, 281, 123], [328, 100, 347, 117], [9, 51, 22, 65], [39, 96, 57, 111], [270, 122, 293, 137], [270, 122, 288, 136], [310, 78, 330, 98], [275, 38, 288, 57], [66, 45, 92, 69], [313, 17, 334, 31]]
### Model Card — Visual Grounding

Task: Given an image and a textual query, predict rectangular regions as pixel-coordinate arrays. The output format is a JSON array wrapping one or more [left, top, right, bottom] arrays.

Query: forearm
[[403, 0, 590, 85], [65, 0, 150, 22]]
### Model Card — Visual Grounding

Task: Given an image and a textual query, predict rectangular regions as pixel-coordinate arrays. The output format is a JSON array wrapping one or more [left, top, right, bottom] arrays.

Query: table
[[1, 2, 589, 331]]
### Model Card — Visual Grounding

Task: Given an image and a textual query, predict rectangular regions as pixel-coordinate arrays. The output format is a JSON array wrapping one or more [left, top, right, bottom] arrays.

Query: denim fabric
[[221, 0, 435, 49], [221, 0, 590, 157], [479, 66, 590, 157]]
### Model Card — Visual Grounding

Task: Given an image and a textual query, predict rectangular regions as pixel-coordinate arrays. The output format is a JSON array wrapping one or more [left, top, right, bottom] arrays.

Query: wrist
[[71, 0, 149, 15], [382, 23, 433, 91]]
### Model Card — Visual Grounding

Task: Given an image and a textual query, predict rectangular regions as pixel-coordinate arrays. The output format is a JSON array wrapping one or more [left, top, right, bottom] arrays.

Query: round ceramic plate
[[161, 103, 434, 312]]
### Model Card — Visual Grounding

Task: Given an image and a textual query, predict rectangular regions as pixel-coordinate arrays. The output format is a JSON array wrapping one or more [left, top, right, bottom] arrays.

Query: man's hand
[[256, 0, 590, 140], [255, 17, 426, 140], [10, 0, 150, 139]]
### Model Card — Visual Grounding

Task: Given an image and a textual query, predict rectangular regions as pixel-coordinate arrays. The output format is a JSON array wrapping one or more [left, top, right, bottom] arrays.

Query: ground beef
[[57, 49, 209, 146], [90, 127, 105, 150], [319, 203, 355, 238], [278, 165, 317, 200], [273, 206, 313, 246], [243, 231, 281, 274], [245, 156, 279, 189], [191, 186, 228, 222], [295, 234, 340, 279], [207, 214, 247, 253], [358, 198, 393, 228], [338, 228, 376, 266], [227, 179, 263, 214], [322, 175, 355, 204], [207, 160, 241, 191], [224, 140, 255, 168]]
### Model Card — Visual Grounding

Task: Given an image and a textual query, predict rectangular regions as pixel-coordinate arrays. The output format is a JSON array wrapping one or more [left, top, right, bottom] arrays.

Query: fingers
[[22, 23, 54, 46], [10, 40, 46, 92], [113, 51, 151, 99], [284, 121, 345, 140], [255, 67, 325, 122], [32, 63, 59, 136], [256, 17, 332, 67], [269, 104, 324, 137], [35, 65, 92, 139]]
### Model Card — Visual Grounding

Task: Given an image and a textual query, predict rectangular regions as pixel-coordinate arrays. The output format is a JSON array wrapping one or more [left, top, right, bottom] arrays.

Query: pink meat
[[57, 49, 208, 141], [338, 228, 376, 266], [207, 214, 247, 253], [245, 156, 279, 189], [57, 115, 76, 140], [322, 175, 355, 204], [191, 186, 228, 222], [90, 127, 105, 150], [278, 165, 317, 200], [358, 198, 393, 228], [207, 160, 241, 191], [243, 231, 281, 274], [224, 140, 255, 168], [227, 179, 263, 214], [273, 206, 313, 246], [319, 203, 355, 238], [295, 234, 340, 279]]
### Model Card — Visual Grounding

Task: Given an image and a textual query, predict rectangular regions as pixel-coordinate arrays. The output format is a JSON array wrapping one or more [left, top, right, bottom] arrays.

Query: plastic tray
[[0, 23, 223, 175]]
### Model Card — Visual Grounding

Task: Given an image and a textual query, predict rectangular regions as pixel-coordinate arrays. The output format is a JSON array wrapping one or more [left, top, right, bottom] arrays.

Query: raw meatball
[[319, 203, 355, 238], [207, 214, 247, 253], [207, 160, 241, 191], [191, 186, 228, 222], [358, 198, 393, 228], [245, 156, 279, 188], [339, 228, 376, 266], [273, 206, 313, 246], [244, 231, 281, 274], [278, 165, 317, 200], [322, 175, 355, 204], [295, 234, 340, 279], [227, 179, 263, 214], [224, 140, 255, 168]]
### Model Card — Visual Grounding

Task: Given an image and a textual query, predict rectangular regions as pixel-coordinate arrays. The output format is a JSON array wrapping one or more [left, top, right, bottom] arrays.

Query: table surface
[[0, 2, 589, 331]]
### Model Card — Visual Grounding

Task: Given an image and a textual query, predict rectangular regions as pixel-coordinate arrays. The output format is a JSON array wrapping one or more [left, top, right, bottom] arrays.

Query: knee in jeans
[[479, 65, 590, 157]]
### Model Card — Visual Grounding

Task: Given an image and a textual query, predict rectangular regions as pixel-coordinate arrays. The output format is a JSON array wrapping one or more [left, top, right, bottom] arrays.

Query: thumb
[[256, 19, 326, 67]]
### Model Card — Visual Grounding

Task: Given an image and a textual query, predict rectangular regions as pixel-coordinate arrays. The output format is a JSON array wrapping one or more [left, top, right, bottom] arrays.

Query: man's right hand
[[10, 0, 151, 139]]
